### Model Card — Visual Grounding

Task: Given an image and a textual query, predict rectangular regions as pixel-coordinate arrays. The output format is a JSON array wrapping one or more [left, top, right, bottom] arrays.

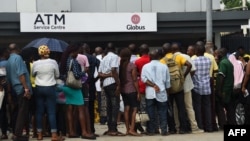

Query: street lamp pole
[[206, 0, 213, 53]]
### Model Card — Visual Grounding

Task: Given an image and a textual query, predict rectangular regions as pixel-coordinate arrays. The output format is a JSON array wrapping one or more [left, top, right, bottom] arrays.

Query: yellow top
[[244, 54, 250, 59], [30, 62, 36, 88], [160, 53, 187, 67]]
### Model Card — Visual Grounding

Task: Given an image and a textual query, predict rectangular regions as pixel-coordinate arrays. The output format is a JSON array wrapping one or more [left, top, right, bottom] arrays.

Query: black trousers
[[77, 82, 96, 135], [210, 78, 218, 130], [0, 91, 8, 135], [103, 83, 119, 132], [88, 100, 95, 133], [13, 93, 30, 137], [169, 90, 190, 132], [192, 91, 212, 131], [245, 96, 250, 125]]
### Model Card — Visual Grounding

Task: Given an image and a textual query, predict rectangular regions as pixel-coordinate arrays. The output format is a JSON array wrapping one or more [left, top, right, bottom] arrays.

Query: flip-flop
[[108, 131, 126, 136], [128, 132, 142, 136], [103, 131, 109, 135], [68, 135, 79, 138], [1, 135, 8, 139], [81, 135, 96, 140]]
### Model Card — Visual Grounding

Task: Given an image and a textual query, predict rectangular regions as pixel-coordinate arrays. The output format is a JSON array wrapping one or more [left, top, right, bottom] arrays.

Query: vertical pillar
[[206, 0, 213, 54]]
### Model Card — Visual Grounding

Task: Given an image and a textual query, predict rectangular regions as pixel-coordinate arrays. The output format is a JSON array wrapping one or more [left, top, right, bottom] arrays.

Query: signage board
[[20, 13, 157, 32]]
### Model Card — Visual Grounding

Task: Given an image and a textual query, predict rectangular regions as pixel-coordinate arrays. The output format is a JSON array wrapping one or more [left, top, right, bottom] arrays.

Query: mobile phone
[[244, 89, 249, 97]]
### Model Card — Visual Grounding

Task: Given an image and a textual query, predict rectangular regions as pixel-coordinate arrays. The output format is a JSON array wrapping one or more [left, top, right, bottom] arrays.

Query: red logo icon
[[131, 14, 140, 24]]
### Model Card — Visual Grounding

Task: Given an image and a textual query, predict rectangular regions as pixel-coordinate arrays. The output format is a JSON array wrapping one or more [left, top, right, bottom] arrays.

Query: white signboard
[[20, 13, 157, 32]]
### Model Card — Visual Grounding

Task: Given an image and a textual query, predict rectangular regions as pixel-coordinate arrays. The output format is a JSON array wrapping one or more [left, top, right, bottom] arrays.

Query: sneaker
[[179, 130, 190, 134], [161, 132, 170, 136], [145, 132, 155, 136], [192, 129, 204, 134], [205, 129, 213, 133], [169, 130, 177, 134], [179, 130, 185, 134]]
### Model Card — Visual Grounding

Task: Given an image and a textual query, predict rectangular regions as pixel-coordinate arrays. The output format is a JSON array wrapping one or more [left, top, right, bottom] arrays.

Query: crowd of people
[[0, 40, 250, 141]]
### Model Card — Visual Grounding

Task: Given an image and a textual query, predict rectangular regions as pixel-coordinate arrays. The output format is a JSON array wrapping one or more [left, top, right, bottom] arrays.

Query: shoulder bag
[[65, 59, 82, 89]]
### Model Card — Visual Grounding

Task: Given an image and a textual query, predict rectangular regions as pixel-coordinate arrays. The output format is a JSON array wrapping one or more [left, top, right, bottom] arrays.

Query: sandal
[[37, 132, 43, 140], [32, 134, 38, 138], [81, 135, 96, 140], [51, 136, 65, 141], [68, 135, 79, 138], [103, 130, 109, 135], [128, 131, 142, 136], [107, 131, 126, 136], [1, 134, 8, 139]]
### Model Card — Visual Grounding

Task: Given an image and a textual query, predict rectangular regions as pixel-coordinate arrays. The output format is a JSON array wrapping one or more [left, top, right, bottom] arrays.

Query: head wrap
[[38, 45, 50, 57]]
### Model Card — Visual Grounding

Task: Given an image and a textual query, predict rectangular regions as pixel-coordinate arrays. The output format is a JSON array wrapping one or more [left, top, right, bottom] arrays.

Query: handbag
[[135, 103, 149, 123], [65, 59, 82, 89], [136, 111, 149, 123], [0, 90, 4, 109]]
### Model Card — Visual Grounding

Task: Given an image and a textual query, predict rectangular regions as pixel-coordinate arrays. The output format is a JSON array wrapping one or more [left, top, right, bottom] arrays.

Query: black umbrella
[[23, 37, 68, 52]]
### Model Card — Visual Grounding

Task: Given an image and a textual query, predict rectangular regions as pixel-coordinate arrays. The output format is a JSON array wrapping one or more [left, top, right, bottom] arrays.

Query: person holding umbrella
[[32, 45, 63, 141]]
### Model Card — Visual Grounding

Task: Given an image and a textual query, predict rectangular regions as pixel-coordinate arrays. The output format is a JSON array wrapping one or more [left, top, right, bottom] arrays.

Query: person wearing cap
[[32, 45, 62, 141], [6, 43, 33, 141]]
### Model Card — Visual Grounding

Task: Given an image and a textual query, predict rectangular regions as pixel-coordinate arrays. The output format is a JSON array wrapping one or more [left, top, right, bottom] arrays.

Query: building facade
[[1, 0, 220, 13], [0, 0, 249, 49]]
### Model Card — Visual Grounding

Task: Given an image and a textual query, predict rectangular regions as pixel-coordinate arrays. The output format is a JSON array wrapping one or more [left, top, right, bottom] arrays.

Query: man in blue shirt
[[6, 43, 32, 141], [192, 44, 212, 132], [141, 49, 171, 136], [0, 46, 9, 140]]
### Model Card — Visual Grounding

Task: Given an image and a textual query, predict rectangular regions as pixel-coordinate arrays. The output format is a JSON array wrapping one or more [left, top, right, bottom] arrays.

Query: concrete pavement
[[2, 123, 224, 141]]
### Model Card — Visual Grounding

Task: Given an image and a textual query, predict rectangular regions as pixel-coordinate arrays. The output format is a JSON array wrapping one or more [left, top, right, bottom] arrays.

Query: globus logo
[[131, 14, 140, 24], [127, 14, 145, 30]]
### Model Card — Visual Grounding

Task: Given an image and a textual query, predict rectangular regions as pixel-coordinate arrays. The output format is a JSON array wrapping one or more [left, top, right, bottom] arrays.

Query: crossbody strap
[[68, 59, 73, 72]]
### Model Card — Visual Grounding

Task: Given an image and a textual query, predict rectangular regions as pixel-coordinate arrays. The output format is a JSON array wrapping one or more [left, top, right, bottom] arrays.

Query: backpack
[[164, 53, 184, 94]]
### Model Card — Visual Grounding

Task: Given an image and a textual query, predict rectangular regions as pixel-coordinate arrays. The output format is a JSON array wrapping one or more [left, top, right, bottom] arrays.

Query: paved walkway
[[2, 123, 224, 141]]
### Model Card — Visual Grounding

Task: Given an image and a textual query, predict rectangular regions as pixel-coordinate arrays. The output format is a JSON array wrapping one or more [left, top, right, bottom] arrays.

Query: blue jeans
[[36, 86, 57, 132], [146, 99, 168, 134]]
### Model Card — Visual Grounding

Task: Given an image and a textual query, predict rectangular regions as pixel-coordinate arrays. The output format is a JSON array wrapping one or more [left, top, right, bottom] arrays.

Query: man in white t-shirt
[[94, 46, 107, 125]]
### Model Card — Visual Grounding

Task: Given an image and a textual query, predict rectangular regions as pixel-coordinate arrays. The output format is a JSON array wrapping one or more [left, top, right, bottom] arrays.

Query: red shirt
[[135, 55, 150, 94], [135, 55, 150, 75]]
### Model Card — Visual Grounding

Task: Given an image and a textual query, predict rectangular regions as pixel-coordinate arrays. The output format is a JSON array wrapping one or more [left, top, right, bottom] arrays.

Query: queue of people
[[0, 41, 250, 141]]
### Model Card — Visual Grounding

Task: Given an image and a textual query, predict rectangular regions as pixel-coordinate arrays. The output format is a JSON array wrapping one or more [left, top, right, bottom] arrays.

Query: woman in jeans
[[32, 45, 62, 141], [59, 43, 95, 140], [119, 48, 141, 136]]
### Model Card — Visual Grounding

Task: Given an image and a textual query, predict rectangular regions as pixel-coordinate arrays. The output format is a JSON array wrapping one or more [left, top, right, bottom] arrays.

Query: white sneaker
[[192, 129, 204, 134]]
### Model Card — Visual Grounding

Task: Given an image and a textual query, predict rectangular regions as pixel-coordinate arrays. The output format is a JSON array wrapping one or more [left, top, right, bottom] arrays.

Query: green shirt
[[216, 57, 234, 103]]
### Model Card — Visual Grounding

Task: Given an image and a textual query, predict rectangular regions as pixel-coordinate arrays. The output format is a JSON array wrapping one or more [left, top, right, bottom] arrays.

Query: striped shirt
[[192, 56, 211, 95], [98, 52, 119, 87]]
